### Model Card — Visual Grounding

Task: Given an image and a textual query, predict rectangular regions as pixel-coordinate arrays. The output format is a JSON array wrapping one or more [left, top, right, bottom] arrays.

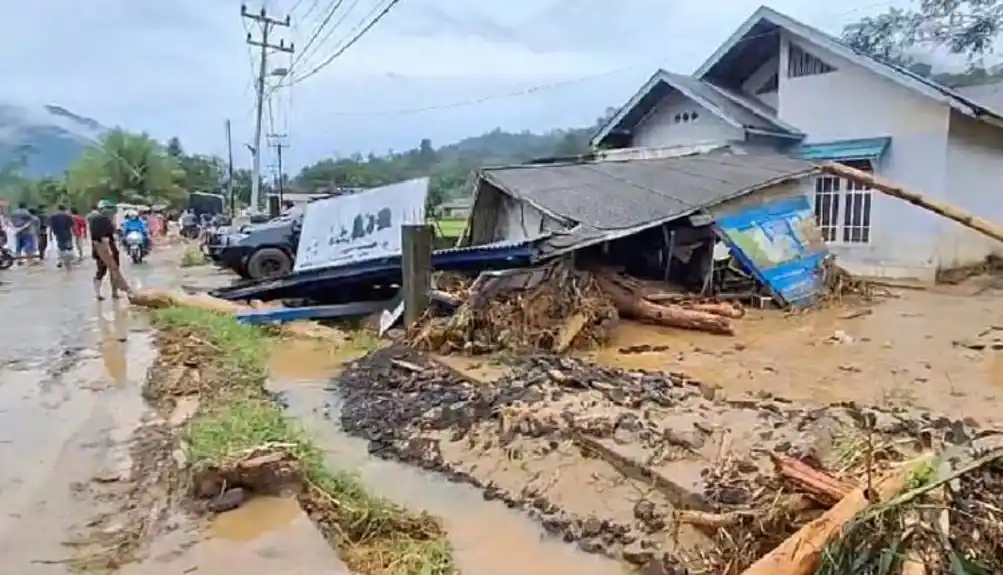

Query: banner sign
[[294, 178, 428, 272]]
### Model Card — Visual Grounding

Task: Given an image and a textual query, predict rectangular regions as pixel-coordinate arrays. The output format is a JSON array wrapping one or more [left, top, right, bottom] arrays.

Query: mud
[[271, 356, 627, 575], [334, 345, 996, 571], [581, 286, 1003, 425]]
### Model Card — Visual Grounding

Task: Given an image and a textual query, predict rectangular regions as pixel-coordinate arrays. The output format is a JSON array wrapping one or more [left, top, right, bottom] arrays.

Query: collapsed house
[[459, 146, 831, 307]]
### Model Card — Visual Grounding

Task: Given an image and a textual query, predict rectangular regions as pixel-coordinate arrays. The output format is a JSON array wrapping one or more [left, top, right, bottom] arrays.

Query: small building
[[591, 5, 1003, 280], [436, 198, 473, 219], [463, 148, 839, 306]]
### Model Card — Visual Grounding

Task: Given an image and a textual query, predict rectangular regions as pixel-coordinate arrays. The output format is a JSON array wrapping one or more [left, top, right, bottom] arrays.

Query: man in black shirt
[[35, 206, 50, 260], [49, 204, 75, 268], [88, 201, 125, 300]]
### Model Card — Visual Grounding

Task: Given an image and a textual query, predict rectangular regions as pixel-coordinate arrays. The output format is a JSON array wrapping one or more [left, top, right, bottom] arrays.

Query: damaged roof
[[591, 70, 801, 148], [479, 150, 815, 231]]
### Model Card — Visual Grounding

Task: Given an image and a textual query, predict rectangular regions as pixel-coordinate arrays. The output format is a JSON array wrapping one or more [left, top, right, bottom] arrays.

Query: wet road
[[0, 256, 171, 571]]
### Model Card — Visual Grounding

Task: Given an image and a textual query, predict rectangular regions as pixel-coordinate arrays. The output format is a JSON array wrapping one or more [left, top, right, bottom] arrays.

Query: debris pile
[[409, 264, 619, 354], [336, 347, 1003, 573], [409, 263, 747, 355]]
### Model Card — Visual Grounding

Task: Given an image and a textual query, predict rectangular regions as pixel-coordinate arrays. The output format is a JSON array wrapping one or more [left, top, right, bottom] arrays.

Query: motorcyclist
[[119, 211, 151, 254]]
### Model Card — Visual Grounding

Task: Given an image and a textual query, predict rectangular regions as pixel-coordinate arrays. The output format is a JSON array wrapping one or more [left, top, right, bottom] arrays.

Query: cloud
[[0, 0, 912, 171]]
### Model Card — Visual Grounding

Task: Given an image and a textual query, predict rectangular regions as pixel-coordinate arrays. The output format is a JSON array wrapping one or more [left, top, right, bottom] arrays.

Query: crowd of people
[[0, 201, 171, 299]]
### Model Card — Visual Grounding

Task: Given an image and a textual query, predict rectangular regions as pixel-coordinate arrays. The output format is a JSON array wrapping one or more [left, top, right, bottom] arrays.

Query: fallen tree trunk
[[130, 288, 346, 344], [598, 274, 733, 335], [823, 163, 1003, 244], [740, 455, 932, 575], [773, 455, 854, 506]]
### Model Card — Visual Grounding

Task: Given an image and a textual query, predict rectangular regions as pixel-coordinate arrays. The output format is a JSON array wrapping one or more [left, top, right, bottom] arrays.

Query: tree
[[842, 1, 1003, 65], [64, 129, 185, 209]]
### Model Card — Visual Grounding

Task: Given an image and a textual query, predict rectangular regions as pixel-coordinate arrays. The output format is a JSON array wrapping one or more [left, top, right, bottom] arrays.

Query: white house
[[591, 5, 1003, 280]]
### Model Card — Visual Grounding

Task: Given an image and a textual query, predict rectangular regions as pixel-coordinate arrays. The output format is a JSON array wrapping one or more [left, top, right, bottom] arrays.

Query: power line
[[282, 0, 403, 89], [289, 3, 964, 117], [293, 0, 365, 71], [291, 0, 347, 70]]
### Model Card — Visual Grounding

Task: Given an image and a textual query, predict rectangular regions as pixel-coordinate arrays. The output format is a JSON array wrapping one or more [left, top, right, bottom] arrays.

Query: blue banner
[[714, 195, 828, 306]]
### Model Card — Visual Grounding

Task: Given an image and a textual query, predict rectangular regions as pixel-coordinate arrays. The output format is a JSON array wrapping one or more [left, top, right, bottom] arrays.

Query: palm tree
[[65, 129, 185, 208]]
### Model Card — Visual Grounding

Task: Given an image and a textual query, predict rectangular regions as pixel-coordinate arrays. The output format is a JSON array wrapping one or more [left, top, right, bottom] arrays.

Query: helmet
[[97, 199, 116, 210]]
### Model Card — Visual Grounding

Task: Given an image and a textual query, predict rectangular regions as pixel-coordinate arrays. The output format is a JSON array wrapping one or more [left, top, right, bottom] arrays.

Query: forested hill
[[292, 108, 618, 205]]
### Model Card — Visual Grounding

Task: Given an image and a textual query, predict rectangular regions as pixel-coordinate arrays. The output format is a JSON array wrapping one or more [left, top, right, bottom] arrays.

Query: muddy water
[[0, 252, 184, 570], [268, 344, 628, 575], [582, 288, 1003, 426]]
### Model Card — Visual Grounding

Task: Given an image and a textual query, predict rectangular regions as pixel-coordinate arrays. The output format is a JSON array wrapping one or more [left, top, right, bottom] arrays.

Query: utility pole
[[241, 3, 292, 214], [267, 133, 288, 206], [224, 119, 235, 218]]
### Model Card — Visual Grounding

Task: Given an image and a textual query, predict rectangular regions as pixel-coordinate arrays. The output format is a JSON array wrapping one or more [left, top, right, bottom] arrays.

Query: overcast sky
[[1, 0, 914, 171]]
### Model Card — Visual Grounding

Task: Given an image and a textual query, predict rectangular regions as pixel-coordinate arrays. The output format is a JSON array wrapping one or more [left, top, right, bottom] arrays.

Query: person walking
[[33, 206, 50, 261], [88, 200, 129, 300], [70, 207, 88, 260], [10, 202, 37, 263], [49, 204, 75, 269]]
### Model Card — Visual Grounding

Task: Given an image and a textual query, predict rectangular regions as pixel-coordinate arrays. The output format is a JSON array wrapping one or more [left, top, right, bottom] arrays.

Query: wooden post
[[401, 224, 433, 328]]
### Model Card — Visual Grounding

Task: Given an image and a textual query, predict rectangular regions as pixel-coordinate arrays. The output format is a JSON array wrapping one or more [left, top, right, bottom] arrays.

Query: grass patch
[[429, 217, 466, 239], [180, 247, 209, 267], [151, 307, 454, 574]]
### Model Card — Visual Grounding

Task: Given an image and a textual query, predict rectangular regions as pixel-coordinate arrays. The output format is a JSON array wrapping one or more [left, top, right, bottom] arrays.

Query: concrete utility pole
[[241, 4, 293, 214], [224, 119, 235, 218], [267, 133, 288, 205]]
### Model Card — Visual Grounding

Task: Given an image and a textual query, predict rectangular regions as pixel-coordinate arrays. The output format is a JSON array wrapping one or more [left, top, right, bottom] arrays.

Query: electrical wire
[[280, 1, 954, 117], [291, 0, 347, 70], [291, 0, 365, 72], [282, 0, 403, 89]]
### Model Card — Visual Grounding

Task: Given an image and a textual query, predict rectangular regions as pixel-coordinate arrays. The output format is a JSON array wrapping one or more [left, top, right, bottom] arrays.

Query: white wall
[[631, 91, 743, 149], [940, 112, 1003, 268], [777, 34, 951, 280]]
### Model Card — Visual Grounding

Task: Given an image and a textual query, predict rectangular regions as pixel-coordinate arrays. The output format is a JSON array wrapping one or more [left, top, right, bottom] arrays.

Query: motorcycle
[[181, 224, 200, 240], [0, 246, 13, 270], [124, 230, 147, 264]]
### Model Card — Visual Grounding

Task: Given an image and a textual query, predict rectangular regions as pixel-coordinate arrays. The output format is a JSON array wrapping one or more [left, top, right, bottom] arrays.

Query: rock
[[622, 542, 655, 566], [207, 487, 249, 513]]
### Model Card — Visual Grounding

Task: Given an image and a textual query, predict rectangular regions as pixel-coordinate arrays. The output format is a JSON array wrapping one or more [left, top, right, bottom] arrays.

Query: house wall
[[631, 91, 744, 149], [777, 34, 951, 280], [940, 112, 1003, 268], [463, 180, 565, 246]]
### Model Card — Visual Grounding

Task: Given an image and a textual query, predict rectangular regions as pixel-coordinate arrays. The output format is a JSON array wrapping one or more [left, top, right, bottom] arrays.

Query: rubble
[[408, 263, 750, 355], [335, 346, 1003, 574]]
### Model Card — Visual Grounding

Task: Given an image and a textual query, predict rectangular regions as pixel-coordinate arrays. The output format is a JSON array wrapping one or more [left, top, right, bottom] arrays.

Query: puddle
[[269, 363, 626, 575], [122, 502, 348, 575], [210, 496, 302, 542], [268, 338, 369, 381]]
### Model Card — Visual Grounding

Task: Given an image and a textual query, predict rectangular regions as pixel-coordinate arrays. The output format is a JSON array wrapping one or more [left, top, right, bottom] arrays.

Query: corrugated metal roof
[[957, 81, 1003, 117], [796, 137, 890, 161], [480, 150, 816, 231]]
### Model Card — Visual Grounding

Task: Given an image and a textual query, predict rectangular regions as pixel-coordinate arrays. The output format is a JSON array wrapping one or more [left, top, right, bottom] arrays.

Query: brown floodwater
[[268, 344, 628, 575]]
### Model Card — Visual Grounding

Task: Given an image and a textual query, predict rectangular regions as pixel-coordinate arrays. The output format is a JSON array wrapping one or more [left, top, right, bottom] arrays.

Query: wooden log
[[687, 301, 745, 319], [773, 455, 854, 506], [822, 163, 1003, 244], [740, 455, 933, 575], [130, 288, 346, 344], [598, 275, 733, 335], [553, 311, 589, 353]]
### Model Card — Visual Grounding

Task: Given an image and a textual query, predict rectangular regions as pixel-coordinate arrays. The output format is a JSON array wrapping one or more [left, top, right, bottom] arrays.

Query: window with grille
[[812, 160, 872, 244], [788, 44, 835, 78]]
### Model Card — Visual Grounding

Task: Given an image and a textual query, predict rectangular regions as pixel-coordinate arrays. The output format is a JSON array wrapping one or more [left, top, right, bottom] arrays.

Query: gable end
[[787, 44, 836, 78]]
